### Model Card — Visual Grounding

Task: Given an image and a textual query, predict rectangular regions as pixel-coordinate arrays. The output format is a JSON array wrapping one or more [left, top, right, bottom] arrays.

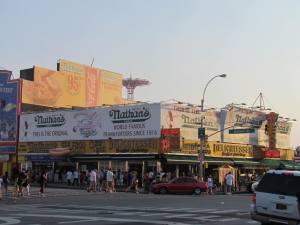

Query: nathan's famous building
[[18, 100, 298, 189], [0, 59, 298, 188]]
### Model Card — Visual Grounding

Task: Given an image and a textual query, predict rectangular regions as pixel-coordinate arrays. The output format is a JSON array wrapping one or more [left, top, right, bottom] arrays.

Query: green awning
[[280, 160, 300, 170], [260, 159, 281, 168], [165, 155, 233, 164], [165, 154, 198, 163], [231, 158, 261, 165], [205, 156, 234, 165]]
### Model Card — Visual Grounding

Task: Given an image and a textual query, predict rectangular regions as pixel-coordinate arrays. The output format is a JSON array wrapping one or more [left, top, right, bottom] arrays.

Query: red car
[[152, 177, 208, 195]]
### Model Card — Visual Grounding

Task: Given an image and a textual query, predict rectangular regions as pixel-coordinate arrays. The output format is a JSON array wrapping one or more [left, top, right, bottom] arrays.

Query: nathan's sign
[[109, 107, 151, 123], [19, 103, 160, 142], [222, 107, 266, 145], [161, 104, 220, 141], [225, 107, 265, 128], [102, 103, 160, 139], [34, 114, 66, 128]]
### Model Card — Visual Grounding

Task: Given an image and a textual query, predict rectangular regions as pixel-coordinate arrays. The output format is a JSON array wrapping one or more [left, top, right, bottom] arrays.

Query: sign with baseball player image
[[0, 70, 19, 153]]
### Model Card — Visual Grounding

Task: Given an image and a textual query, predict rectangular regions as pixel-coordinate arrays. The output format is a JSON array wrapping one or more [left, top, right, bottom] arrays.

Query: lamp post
[[199, 74, 226, 180]]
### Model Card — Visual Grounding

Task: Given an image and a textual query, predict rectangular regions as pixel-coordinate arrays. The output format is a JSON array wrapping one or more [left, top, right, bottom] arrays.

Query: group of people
[[64, 168, 155, 194], [0, 169, 49, 199], [206, 171, 234, 195]]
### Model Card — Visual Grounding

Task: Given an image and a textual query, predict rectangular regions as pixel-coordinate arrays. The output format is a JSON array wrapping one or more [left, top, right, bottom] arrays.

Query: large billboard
[[161, 103, 221, 141], [221, 107, 291, 148], [19, 103, 161, 142], [276, 121, 292, 149], [22, 66, 86, 108], [0, 70, 19, 154], [58, 59, 123, 106], [221, 107, 266, 145], [22, 60, 123, 108]]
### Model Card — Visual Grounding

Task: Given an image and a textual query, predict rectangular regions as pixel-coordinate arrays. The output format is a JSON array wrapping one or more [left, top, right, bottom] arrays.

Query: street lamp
[[199, 74, 227, 180]]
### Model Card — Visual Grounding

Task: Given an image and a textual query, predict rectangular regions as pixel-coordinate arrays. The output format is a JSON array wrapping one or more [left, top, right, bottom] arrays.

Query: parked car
[[250, 170, 300, 225], [151, 177, 207, 195]]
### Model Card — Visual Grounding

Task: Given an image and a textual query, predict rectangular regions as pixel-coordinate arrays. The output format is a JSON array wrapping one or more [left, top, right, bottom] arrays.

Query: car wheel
[[194, 188, 201, 195], [160, 187, 167, 194]]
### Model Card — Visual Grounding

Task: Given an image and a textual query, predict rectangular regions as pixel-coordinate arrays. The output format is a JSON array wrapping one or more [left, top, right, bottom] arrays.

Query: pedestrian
[[207, 175, 213, 195], [39, 170, 47, 197], [106, 168, 114, 193], [22, 172, 31, 196], [73, 170, 79, 186], [66, 170, 73, 186], [143, 172, 150, 193], [16, 171, 24, 197], [3, 172, 9, 196], [89, 169, 97, 192], [0, 175, 3, 200], [86, 170, 91, 192], [225, 171, 234, 194], [116, 169, 122, 191]]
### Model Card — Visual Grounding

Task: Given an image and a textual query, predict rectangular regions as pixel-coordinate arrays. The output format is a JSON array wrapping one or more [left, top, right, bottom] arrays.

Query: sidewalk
[[31, 182, 250, 194]]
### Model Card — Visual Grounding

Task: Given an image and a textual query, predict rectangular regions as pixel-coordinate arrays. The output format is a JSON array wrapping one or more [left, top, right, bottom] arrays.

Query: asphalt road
[[0, 187, 258, 225]]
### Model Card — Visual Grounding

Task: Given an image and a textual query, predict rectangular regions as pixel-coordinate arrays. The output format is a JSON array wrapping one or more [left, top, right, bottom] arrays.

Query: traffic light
[[198, 127, 205, 140], [265, 124, 268, 134]]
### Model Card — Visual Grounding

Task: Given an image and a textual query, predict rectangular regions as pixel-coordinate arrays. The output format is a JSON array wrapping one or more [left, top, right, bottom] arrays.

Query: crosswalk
[[0, 203, 258, 224], [3, 189, 84, 200]]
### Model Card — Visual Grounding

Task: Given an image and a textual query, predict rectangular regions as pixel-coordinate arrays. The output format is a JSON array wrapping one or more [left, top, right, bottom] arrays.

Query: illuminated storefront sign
[[181, 141, 254, 158]]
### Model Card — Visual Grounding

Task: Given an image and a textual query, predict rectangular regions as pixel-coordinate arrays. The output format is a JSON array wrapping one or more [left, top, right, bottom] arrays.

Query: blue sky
[[1, 0, 300, 147]]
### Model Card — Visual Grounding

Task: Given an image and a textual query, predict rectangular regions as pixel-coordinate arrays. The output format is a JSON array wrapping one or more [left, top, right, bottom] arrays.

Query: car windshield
[[256, 173, 300, 196]]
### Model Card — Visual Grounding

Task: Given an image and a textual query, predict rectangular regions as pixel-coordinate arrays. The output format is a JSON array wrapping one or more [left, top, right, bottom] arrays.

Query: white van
[[250, 170, 300, 225]]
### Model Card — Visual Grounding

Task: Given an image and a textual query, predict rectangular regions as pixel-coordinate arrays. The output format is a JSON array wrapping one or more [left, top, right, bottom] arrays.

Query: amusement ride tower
[[122, 76, 151, 101]]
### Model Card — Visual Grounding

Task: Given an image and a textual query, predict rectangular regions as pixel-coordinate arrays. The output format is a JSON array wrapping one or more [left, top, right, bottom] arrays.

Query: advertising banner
[[58, 59, 123, 105], [0, 70, 19, 154], [19, 103, 161, 142], [276, 121, 292, 149], [99, 70, 123, 105], [22, 60, 123, 108], [22, 66, 85, 108], [161, 103, 220, 141], [222, 107, 266, 145]]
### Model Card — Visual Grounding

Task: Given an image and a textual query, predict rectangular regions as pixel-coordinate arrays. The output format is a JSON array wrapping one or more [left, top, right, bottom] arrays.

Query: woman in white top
[[207, 175, 213, 194]]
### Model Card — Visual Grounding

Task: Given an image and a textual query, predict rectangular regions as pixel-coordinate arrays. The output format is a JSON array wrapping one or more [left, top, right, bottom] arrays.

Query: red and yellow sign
[[181, 140, 255, 158]]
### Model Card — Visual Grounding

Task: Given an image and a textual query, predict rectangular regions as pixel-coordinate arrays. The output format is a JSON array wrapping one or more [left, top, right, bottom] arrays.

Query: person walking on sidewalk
[[0, 176, 3, 200], [225, 171, 234, 194], [39, 171, 47, 197], [66, 170, 73, 186], [2, 172, 9, 196], [22, 172, 31, 196], [106, 168, 114, 193], [73, 170, 79, 186], [207, 175, 213, 195], [90, 169, 97, 192]]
